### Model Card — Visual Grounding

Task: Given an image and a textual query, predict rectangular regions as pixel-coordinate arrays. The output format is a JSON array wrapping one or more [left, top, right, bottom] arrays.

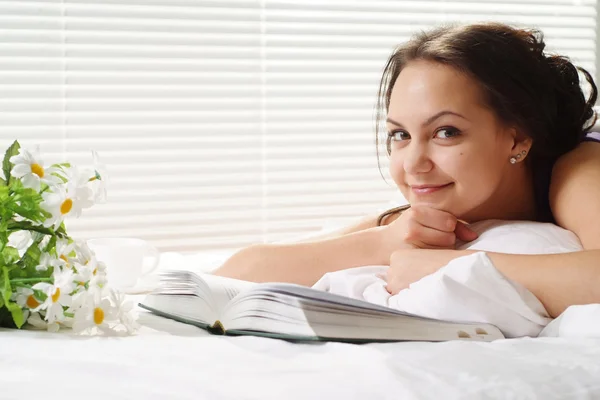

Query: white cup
[[87, 238, 160, 289]]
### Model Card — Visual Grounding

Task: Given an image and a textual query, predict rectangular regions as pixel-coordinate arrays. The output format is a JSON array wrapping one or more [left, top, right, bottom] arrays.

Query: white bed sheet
[[2, 314, 600, 400], [3, 246, 600, 400]]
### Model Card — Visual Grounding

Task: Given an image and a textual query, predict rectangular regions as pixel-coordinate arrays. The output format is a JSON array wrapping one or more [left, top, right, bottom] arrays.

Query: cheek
[[451, 151, 505, 200], [388, 153, 404, 185]]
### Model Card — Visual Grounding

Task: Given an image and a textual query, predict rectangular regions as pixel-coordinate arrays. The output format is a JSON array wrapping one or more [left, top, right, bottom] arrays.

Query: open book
[[139, 271, 505, 343]]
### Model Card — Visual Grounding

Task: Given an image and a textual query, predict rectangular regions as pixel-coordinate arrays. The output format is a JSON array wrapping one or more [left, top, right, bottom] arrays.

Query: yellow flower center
[[60, 254, 69, 265], [60, 198, 73, 215], [93, 268, 97, 276], [51, 288, 60, 303], [93, 307, 105, 325], [31, 163, 45, 178], [26, 295, 40, 309]]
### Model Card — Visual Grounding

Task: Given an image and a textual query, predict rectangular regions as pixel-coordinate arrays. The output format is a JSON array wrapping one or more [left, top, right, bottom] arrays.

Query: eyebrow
[[386, 111, 468, 128]]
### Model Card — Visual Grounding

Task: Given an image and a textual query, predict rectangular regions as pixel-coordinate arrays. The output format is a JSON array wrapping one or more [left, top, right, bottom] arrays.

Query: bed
[[2, 250, 600, 400]]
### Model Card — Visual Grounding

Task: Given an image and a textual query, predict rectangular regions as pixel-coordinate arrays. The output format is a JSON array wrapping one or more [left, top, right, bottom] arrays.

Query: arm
[[483, 250, 600, 318], [387, 248, 600, 318], [293, 214, 382, 242], [550, 141, 600, 250], [212, 226, 390, 286], [294, 209, 404, 243]]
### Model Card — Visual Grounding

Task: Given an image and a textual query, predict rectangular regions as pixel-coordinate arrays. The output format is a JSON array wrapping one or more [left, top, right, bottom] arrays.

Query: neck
[[462, 165, 537, 223]]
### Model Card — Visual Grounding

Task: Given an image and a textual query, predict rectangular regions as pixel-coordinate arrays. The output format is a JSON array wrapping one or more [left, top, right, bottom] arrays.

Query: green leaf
[[51, 162, 71, 169], [2, 140, 20, 186], [0, 264, 26, 329], [7, 303, 24, 328], [7, 221, 54, 236], [33, 289, 47, 302], [0, 246, 20, 266], [14, 239, 45, 279], [0, 185, 8, 201], [44, 235, 57, 254], [6, 183, 50, 225], [55, 223, 68, 239], [0, 176, 5, 187], [0, 267, 12, 310]]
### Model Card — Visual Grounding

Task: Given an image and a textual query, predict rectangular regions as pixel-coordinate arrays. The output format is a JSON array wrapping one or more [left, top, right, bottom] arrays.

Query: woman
[[213, 23, 600, 318]]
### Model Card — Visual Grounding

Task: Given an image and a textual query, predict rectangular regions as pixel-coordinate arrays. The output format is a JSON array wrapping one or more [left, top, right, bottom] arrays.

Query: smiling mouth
[[410, 183, 453, 195]]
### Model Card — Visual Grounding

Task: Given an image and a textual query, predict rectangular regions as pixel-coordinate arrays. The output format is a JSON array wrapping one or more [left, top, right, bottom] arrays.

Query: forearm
[[212, 227, 389, 286], [482, 249, 600, 318]]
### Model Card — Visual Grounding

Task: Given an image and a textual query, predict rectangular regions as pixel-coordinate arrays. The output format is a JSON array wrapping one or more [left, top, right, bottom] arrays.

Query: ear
[[509, 127, 533, 154]]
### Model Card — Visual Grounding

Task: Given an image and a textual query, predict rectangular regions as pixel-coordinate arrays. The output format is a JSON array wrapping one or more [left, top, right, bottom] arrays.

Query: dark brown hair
[[375, 22, 598, 223]]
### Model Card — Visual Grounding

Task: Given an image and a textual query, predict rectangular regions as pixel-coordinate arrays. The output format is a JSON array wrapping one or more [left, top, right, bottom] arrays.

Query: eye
[[434, 127, 461, 139], [388, 130, 410, 141]]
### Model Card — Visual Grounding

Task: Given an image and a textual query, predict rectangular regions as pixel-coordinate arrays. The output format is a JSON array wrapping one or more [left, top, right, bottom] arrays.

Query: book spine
[[207, 320, 225, 335]]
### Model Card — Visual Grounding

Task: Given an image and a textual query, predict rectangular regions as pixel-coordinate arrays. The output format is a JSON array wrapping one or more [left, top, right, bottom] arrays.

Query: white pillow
[[457, 219, 582, 253]]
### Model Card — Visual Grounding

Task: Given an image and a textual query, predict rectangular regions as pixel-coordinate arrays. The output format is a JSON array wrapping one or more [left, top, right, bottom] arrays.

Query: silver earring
[[510, 150, 528, 164]]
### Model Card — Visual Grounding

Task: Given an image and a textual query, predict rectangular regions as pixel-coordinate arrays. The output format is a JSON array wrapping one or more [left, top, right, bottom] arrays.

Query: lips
[[410, 183, 453, 194], [410, 184, 450, 189]]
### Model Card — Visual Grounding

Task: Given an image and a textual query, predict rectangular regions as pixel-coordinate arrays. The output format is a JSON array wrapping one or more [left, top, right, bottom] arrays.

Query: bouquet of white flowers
[[0, 141, 137, 334]]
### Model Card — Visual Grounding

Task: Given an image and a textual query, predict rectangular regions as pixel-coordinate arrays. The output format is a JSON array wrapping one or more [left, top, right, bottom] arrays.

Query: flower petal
[[21, 174, 41, 192], [10, 164, 31, 178]]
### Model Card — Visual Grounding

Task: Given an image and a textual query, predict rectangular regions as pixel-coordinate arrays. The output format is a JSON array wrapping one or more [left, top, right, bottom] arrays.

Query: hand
[[384, 248, 474, 295], [382, 204, 478, 253]]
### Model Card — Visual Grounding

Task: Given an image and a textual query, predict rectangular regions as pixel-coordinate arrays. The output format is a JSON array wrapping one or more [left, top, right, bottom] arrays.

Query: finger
[[455, 221, 479, 242], [404, 219, 456, 248], [410, 205, 458, 233]]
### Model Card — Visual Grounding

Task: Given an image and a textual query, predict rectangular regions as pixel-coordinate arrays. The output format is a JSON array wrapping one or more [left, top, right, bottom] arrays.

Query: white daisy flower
[[88, 270, 108, 303], [40, 180, 93, 230], [55, 239, 76, 268], [72, 297, 119, 335], [75, 240, 98, 270], [7, 230, 33, 257], [63, 166, 96, 207], [69, 271, 106, 311], [80, 150, 108, 204], [71, 262, 95, 293], [27, 312, 52, 330], [110, 290, 139, 334], [32, 267, 74, 324], [12, 286, 42, 310], [9, 148, 62, 192], [27, 311, 72, 332], [93, 260, 107, 280], [35, 252, 62, 272]]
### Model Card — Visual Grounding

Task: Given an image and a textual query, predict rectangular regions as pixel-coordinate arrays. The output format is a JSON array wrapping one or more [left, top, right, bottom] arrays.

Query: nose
[[403, 142, 433, 174]]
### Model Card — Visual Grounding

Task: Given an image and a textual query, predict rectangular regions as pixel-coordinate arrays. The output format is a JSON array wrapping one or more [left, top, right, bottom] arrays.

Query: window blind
[[0, 0, 596, 252]]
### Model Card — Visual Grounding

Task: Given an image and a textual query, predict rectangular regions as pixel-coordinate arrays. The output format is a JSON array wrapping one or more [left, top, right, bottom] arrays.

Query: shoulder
[[549, 141, 600, 249]]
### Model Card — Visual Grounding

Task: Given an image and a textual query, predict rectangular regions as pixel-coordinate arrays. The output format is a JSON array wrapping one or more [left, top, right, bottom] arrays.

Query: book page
[[154, 271, 257, 320], [225, 286, 505, 342], [199, 273, 257, 311], [252, 283, 425, 317]]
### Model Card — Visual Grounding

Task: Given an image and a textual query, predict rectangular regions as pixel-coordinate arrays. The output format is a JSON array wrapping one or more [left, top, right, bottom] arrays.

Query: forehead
[[389, 60, 485, 112]]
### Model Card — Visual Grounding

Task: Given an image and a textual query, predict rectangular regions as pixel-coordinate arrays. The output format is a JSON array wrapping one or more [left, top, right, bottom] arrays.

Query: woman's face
[[387, 60, 520, 220]]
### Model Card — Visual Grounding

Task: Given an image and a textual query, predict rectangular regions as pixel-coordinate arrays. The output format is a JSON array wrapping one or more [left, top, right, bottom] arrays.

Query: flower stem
[[10, 278, 52, 284]]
